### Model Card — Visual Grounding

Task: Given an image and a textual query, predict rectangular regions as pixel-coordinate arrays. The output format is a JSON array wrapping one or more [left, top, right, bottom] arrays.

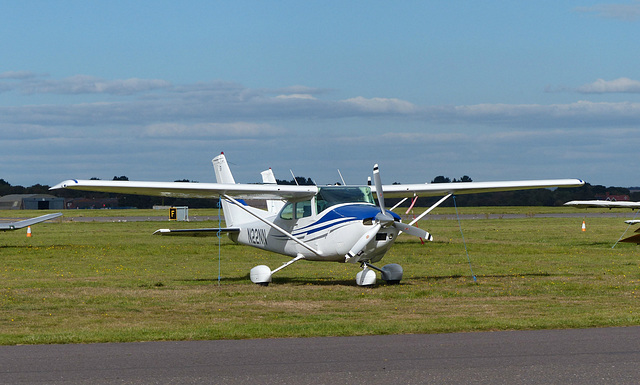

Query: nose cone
[[376, 211, 395, 226]]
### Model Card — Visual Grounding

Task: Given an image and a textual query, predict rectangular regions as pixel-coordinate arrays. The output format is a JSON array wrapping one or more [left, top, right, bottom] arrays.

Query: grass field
[[1, 207, 639, 345]]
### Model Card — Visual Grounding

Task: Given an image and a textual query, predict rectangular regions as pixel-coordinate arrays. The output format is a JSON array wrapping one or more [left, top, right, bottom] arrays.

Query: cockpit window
[[280, 202, 294, 220], [296, 200, 313, 218], [280, 200, 313, 219], [316, 186, 375, 213]]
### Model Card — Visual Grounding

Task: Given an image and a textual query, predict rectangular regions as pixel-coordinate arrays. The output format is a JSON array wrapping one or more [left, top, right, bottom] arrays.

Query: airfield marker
[[582, 221, 586, 232], [26, 226, 32, 237]]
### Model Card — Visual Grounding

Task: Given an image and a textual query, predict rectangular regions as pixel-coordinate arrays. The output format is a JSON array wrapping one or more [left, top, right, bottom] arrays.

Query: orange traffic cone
[[581, 221, 586, 232], [27, 226, 32, 237]]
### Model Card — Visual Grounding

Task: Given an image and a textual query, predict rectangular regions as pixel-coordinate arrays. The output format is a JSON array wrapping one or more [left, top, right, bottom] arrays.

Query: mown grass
[[0, 207, 639, 345]]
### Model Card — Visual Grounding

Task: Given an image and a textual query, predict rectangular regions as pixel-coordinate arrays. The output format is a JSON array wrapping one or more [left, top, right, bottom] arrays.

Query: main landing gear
[[357, 262, 403, 286], [249, 258, 403, 286]]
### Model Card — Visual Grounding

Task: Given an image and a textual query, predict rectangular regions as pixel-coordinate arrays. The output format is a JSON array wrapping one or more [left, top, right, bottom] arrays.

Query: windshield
[[316, 186, 375, 213]]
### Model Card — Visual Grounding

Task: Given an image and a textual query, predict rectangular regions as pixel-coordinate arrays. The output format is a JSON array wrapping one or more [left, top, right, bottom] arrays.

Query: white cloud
[[3, 80, 640, 130], [275, 94, 317, 100], [143, 122, 280, 138], [576, 77, 640, 93], [272, 85, 330, 95], [342, 96, 417, 113], [427, 101, 640, 127], [3, 73, 640, 148], [575, 2, 640, 22], [0, 71, 40, 80], [15, 75, 172, 95]]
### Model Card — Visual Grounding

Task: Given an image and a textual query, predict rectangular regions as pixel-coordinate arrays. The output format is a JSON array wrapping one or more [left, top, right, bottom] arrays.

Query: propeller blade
[[373, 164, 386, 213], [393, 222, 433, 241], [345, 223, 381, 262]]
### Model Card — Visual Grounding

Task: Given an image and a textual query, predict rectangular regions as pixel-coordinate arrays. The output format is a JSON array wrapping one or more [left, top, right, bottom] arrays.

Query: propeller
[[345, 164, 432, 262]]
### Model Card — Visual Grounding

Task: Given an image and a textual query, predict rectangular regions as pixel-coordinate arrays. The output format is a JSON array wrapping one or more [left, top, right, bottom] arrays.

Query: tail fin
[[261, 168, 286, 215], [212, 153, 259, 227]]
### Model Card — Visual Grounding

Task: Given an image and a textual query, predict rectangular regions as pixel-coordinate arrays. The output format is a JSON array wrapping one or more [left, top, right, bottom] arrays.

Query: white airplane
[[51, 153, 584, 286], [0, 212, 62, 231], [564, 200, 640, 209], [619, 220, 640, 244], [565, 199, 640, 244]]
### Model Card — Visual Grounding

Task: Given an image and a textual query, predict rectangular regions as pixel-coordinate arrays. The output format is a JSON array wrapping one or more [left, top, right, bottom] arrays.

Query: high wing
[[50, 179, 318, 201], [0, 212, 62, 231], [381, 179, 585, 198], [564, 200, 640, 209], [51, 178, 584, 201]]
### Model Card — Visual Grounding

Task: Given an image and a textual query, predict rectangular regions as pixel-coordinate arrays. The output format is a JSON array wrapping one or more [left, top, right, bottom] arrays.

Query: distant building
[[63, 197, 119, 209], [594, 193, 630, 202], [0, 194, 65, 210]]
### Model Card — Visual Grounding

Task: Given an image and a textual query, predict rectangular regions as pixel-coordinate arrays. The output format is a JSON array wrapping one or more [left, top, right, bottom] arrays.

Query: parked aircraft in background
[[565, 199, 640, 244], [0, 212, 62, 231], [51, 153, 584, 285], [564, 200, 640, 209]]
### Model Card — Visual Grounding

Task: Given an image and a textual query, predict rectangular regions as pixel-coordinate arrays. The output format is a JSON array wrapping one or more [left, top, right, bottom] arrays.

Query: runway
[[1, 327, 638, 384]]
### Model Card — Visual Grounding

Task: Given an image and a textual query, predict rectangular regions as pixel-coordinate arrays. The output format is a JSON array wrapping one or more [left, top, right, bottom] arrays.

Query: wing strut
[[406, 194, 453, 227], [271, 254, 306, 275], [222, 194, 323, 257], [390, 197, 408, 211]]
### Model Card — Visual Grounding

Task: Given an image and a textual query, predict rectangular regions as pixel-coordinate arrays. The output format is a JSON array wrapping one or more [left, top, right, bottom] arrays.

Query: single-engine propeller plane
[[51, 153, 584, 285], [0, 212, 62, 232]]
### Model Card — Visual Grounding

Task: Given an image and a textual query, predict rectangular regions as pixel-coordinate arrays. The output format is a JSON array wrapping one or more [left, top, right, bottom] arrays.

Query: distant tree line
[[1, 176, 638, 209], [276, 177, 315, 185]]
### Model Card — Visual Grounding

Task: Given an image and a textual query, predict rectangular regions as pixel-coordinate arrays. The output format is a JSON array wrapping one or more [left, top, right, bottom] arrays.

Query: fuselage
[[233, 186, 402, 263]]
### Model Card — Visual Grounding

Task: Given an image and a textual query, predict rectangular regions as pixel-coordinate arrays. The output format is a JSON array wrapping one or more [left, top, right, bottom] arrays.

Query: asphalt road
[[1, 327, 638, 384]]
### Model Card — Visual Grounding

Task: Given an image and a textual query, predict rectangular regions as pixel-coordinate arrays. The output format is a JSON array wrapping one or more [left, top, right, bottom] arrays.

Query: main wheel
[[250, 265, 272, 285]]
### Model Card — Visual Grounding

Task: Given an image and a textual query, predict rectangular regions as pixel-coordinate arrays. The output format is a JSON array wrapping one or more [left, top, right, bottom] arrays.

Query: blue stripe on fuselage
[[291, 204, 401, 237]]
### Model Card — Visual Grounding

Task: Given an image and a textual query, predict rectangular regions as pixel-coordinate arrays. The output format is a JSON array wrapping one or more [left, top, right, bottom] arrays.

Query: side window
[[280, 202, 294, 220], [296, 200, 313, 218]]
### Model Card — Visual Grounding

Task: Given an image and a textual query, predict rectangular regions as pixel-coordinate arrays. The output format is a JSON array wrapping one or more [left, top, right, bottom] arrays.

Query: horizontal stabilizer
[[0, 212, 62, 231], [153, 227, 240, 237]]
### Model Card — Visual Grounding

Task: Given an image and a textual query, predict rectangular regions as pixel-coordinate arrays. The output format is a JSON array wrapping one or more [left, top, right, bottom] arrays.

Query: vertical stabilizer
[[212, 152, 236, 184], [212, 153, 258, 227]]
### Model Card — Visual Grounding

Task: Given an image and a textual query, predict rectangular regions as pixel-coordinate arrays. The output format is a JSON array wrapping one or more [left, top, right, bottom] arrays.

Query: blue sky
[[2, 1, 640, 188]]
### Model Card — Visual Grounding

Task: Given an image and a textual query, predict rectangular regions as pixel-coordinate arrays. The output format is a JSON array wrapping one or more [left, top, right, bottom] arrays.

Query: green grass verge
[[0, 207, 639, 345]]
